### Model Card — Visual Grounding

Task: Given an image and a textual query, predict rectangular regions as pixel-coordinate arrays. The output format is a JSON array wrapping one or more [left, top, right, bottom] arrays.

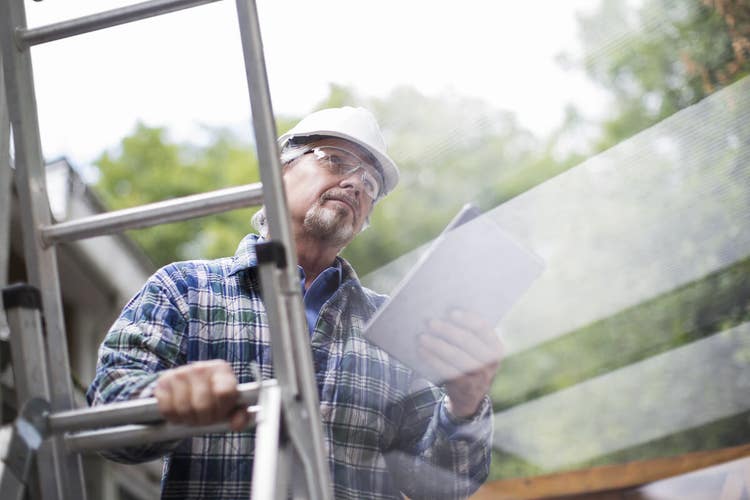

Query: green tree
[[95, 124, 263, 266], [95, 87, 567, 274], [483, 0, 750, 481], [576, 0, 750, 150], [311, 85, 570, 275]]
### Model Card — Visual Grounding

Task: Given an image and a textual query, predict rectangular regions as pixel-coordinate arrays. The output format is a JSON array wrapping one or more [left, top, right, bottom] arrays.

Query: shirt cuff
[[438, 395, 491, 438]]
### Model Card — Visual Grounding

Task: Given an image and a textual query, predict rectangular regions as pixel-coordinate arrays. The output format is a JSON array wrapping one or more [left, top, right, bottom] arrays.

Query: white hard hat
[[278, 106, 400, 196]]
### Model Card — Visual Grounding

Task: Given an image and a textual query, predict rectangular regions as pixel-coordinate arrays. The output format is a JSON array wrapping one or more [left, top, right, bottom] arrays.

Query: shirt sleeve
[[385, 381, 493, 500], [86, 264, 190, 463]]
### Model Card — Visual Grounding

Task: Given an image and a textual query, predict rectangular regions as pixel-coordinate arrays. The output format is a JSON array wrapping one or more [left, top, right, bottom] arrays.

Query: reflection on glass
[[493, 323, 750, 469], [364, 67, 750, 483]]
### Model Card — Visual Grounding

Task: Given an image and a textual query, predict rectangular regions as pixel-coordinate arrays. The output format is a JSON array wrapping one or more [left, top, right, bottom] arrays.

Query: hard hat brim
[[278, 129, 400, 197]]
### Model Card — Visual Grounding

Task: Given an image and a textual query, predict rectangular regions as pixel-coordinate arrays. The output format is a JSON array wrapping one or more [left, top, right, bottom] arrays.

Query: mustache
[[321, 190, 360, 212]]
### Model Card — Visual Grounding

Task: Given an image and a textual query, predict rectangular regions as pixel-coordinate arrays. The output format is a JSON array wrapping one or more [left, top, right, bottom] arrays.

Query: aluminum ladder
[[0, 1, 332, 499]]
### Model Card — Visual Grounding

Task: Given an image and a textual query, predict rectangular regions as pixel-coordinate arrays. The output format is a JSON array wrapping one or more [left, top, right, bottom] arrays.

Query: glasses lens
[[313, 147, 381, 200], [360, 170, 379, 200]]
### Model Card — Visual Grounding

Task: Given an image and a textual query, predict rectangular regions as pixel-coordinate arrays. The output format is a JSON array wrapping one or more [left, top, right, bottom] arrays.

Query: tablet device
[[363, 207, 544, 383]]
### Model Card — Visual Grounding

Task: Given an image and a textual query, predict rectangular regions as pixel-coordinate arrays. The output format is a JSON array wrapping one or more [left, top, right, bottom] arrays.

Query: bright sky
[[23, 0, 608, 169]]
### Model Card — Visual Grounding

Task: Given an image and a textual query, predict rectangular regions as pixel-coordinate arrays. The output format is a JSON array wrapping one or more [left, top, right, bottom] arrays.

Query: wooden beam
[[471, 443, 750, 499]]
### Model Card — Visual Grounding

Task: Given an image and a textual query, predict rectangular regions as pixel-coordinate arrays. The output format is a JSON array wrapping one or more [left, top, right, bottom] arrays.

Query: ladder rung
[[41, 182, 264, 246], [65, 407, 260, 453], [49, 380, 271, 434], [19, 0, 222, 47]]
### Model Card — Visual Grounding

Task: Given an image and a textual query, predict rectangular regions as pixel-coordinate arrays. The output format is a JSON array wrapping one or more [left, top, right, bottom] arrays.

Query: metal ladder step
[[60, 380, 278, 453], [2, 0, 333, 497], [18, 0, 222, 48], [49, 379, 272, 433], [41, 182, 263, 245]]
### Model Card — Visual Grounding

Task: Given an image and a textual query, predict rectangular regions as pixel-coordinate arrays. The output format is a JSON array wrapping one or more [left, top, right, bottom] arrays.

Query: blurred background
[[3, 0, 750, 498]]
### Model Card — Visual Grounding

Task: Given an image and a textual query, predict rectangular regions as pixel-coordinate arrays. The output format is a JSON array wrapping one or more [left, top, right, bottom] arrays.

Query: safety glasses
[[304, 146, 383, 201]]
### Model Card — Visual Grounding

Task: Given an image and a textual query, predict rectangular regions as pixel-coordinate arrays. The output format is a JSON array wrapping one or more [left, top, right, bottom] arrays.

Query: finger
[[449, 309, 491, 332], [449, 310, 503, 352], [428, 318, 497, 365], [155, 376, 176, 421], [211, 368, 239, 420], [419, 333, 481, 380], [203, 358, 231, 371], [169, 374, 195, 424], [190, 373, 214, 425], [418, 344, 465, 381], [421, 330, 486, 374], [229, 407, 251, 432]]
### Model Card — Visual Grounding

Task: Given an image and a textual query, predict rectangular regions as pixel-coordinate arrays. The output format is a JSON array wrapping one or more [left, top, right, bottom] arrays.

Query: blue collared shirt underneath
[[300, 263, 343, 334]]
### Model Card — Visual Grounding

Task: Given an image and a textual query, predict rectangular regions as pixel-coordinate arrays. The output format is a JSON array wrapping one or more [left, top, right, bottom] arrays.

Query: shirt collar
[[229, 233, 357, 285], [228, 233, 261, 276], [299, 259, 343, 291]]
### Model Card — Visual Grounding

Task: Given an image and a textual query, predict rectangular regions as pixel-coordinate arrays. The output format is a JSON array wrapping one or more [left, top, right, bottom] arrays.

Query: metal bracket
[[256, 241, 288, 269]]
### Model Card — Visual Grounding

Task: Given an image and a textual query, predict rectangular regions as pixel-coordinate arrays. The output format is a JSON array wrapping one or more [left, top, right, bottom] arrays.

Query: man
[[87, 107, 502, 499]]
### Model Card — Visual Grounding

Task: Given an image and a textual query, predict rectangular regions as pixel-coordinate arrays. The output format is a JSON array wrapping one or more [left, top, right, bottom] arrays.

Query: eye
[[328, 153, 351, 173], [327, 153, 345, 165]]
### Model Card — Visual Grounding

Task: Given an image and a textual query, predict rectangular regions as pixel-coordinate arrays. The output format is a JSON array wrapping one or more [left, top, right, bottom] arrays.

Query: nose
[[339, 171, 364, 197]]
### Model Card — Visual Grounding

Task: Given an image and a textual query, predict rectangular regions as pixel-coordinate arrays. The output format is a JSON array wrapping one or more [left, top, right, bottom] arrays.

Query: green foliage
[[489, 450, 544, 480], [95, 85, 578, 274], [484, 0, 750, 481], [577, 0, 750, 150], [593, 410, 750, 466], [340, 86, 578, 275], [491, 256, 750, 409], [95, 124, 262, 266]]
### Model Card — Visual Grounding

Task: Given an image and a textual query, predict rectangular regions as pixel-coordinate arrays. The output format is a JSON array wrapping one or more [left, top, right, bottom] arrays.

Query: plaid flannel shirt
[[87, 234, 492, 499]]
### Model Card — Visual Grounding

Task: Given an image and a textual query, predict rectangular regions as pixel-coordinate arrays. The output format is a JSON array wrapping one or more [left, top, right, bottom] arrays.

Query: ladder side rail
[[0, 399, 50, 500], [279, 283, 331, 500], [1, 57, 11, 345], [0, 463, 27, 500], [2, 286, 51, 404], [41, 182, 264, 245], [48, 379, 270, 434], [256, 251, 316, 497], [255, 248, 300, 397], [0, 58, 10, 289], [19, 0, 221, 48], [235, 2, 333, 499], [0, 3, 87, 499], [2, 285, 64, 500], [273, 434, 292, 500], [251, 383, 283, 500], [234, 1, 298, 288]]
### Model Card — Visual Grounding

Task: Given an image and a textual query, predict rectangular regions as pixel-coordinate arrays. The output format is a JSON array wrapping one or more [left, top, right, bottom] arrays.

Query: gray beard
[[303, 201, 355, 248]]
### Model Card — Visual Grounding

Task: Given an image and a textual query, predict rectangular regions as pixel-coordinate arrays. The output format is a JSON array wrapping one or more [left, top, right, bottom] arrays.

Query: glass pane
[[360, 1, 750, 482]]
